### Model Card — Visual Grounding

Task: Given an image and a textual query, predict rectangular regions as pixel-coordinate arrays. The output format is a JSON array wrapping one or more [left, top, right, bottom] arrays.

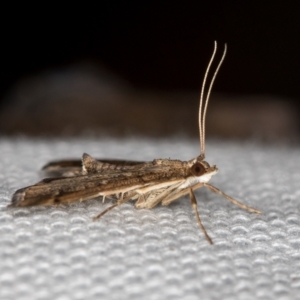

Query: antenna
[[198, 42, 227, 158]]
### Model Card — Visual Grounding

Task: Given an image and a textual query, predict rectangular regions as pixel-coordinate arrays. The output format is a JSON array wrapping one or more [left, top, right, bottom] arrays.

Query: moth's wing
[[10, 163, 187, 208], [41, 159, 83, 177], [42, 153, 145, 177], [81, 153, 147, 174], [10, 172, 143, 207]]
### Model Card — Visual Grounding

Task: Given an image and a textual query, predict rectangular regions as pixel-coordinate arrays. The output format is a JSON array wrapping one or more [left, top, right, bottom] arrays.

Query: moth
[[9, 41, 260, 244]]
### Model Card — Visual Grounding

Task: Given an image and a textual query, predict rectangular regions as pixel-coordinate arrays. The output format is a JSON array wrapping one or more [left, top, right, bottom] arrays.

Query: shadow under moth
[[9, 42, 260, 244]]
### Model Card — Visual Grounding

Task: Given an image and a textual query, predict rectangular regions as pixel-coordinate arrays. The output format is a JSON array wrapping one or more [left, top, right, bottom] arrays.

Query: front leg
[[189, 189, 213, 245], [204, 183, 261, 214]]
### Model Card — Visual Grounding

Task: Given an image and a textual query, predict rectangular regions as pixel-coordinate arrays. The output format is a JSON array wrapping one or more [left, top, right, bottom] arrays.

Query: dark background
[[1, 2, 300, 140]]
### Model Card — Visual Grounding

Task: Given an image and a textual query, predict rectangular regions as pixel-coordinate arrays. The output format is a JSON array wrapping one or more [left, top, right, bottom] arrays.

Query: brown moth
[[9, 42, 260, 244]]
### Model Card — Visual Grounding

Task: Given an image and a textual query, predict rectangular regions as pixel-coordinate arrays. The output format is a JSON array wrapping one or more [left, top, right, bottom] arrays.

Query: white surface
[[0, 137, 300, 300]]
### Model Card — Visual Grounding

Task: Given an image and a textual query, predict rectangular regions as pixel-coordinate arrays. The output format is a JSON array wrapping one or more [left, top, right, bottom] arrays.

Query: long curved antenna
[[199, 41, 217, 158], [199, 42, 227, 158], [202, 44, 227, 154]]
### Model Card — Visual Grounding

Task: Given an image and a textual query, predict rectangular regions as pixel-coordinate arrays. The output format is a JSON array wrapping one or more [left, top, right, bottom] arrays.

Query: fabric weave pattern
[[0, 138, 299, 300]]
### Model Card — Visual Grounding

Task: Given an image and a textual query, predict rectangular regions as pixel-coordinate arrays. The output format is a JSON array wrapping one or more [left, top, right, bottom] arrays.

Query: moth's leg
[[134, 189, 172, 209], [189, 189, 213, 245], [161, 183, 203, 206], [143, 183, 184, 209], [161, 189, 188, 206], [119, 192, 124, 202], [204, 183, 261, 214], [135, 194, 146, 209], [135, 192, 165, 209], [93, 194, 133, 221], [93, 203, 119, 221], [143, 194, 164, 209], [145, 188, 179, 209]]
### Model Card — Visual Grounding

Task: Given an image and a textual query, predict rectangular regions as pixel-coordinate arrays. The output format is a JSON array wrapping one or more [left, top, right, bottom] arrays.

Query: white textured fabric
[[0, 137, 300, 300]]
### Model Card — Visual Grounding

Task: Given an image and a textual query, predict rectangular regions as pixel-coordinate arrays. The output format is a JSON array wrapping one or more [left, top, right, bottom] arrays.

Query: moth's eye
[[191, 162, 205, 176]]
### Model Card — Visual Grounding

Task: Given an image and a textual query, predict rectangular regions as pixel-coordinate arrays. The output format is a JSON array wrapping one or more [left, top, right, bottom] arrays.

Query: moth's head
[[188, 156, 218, 183]]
